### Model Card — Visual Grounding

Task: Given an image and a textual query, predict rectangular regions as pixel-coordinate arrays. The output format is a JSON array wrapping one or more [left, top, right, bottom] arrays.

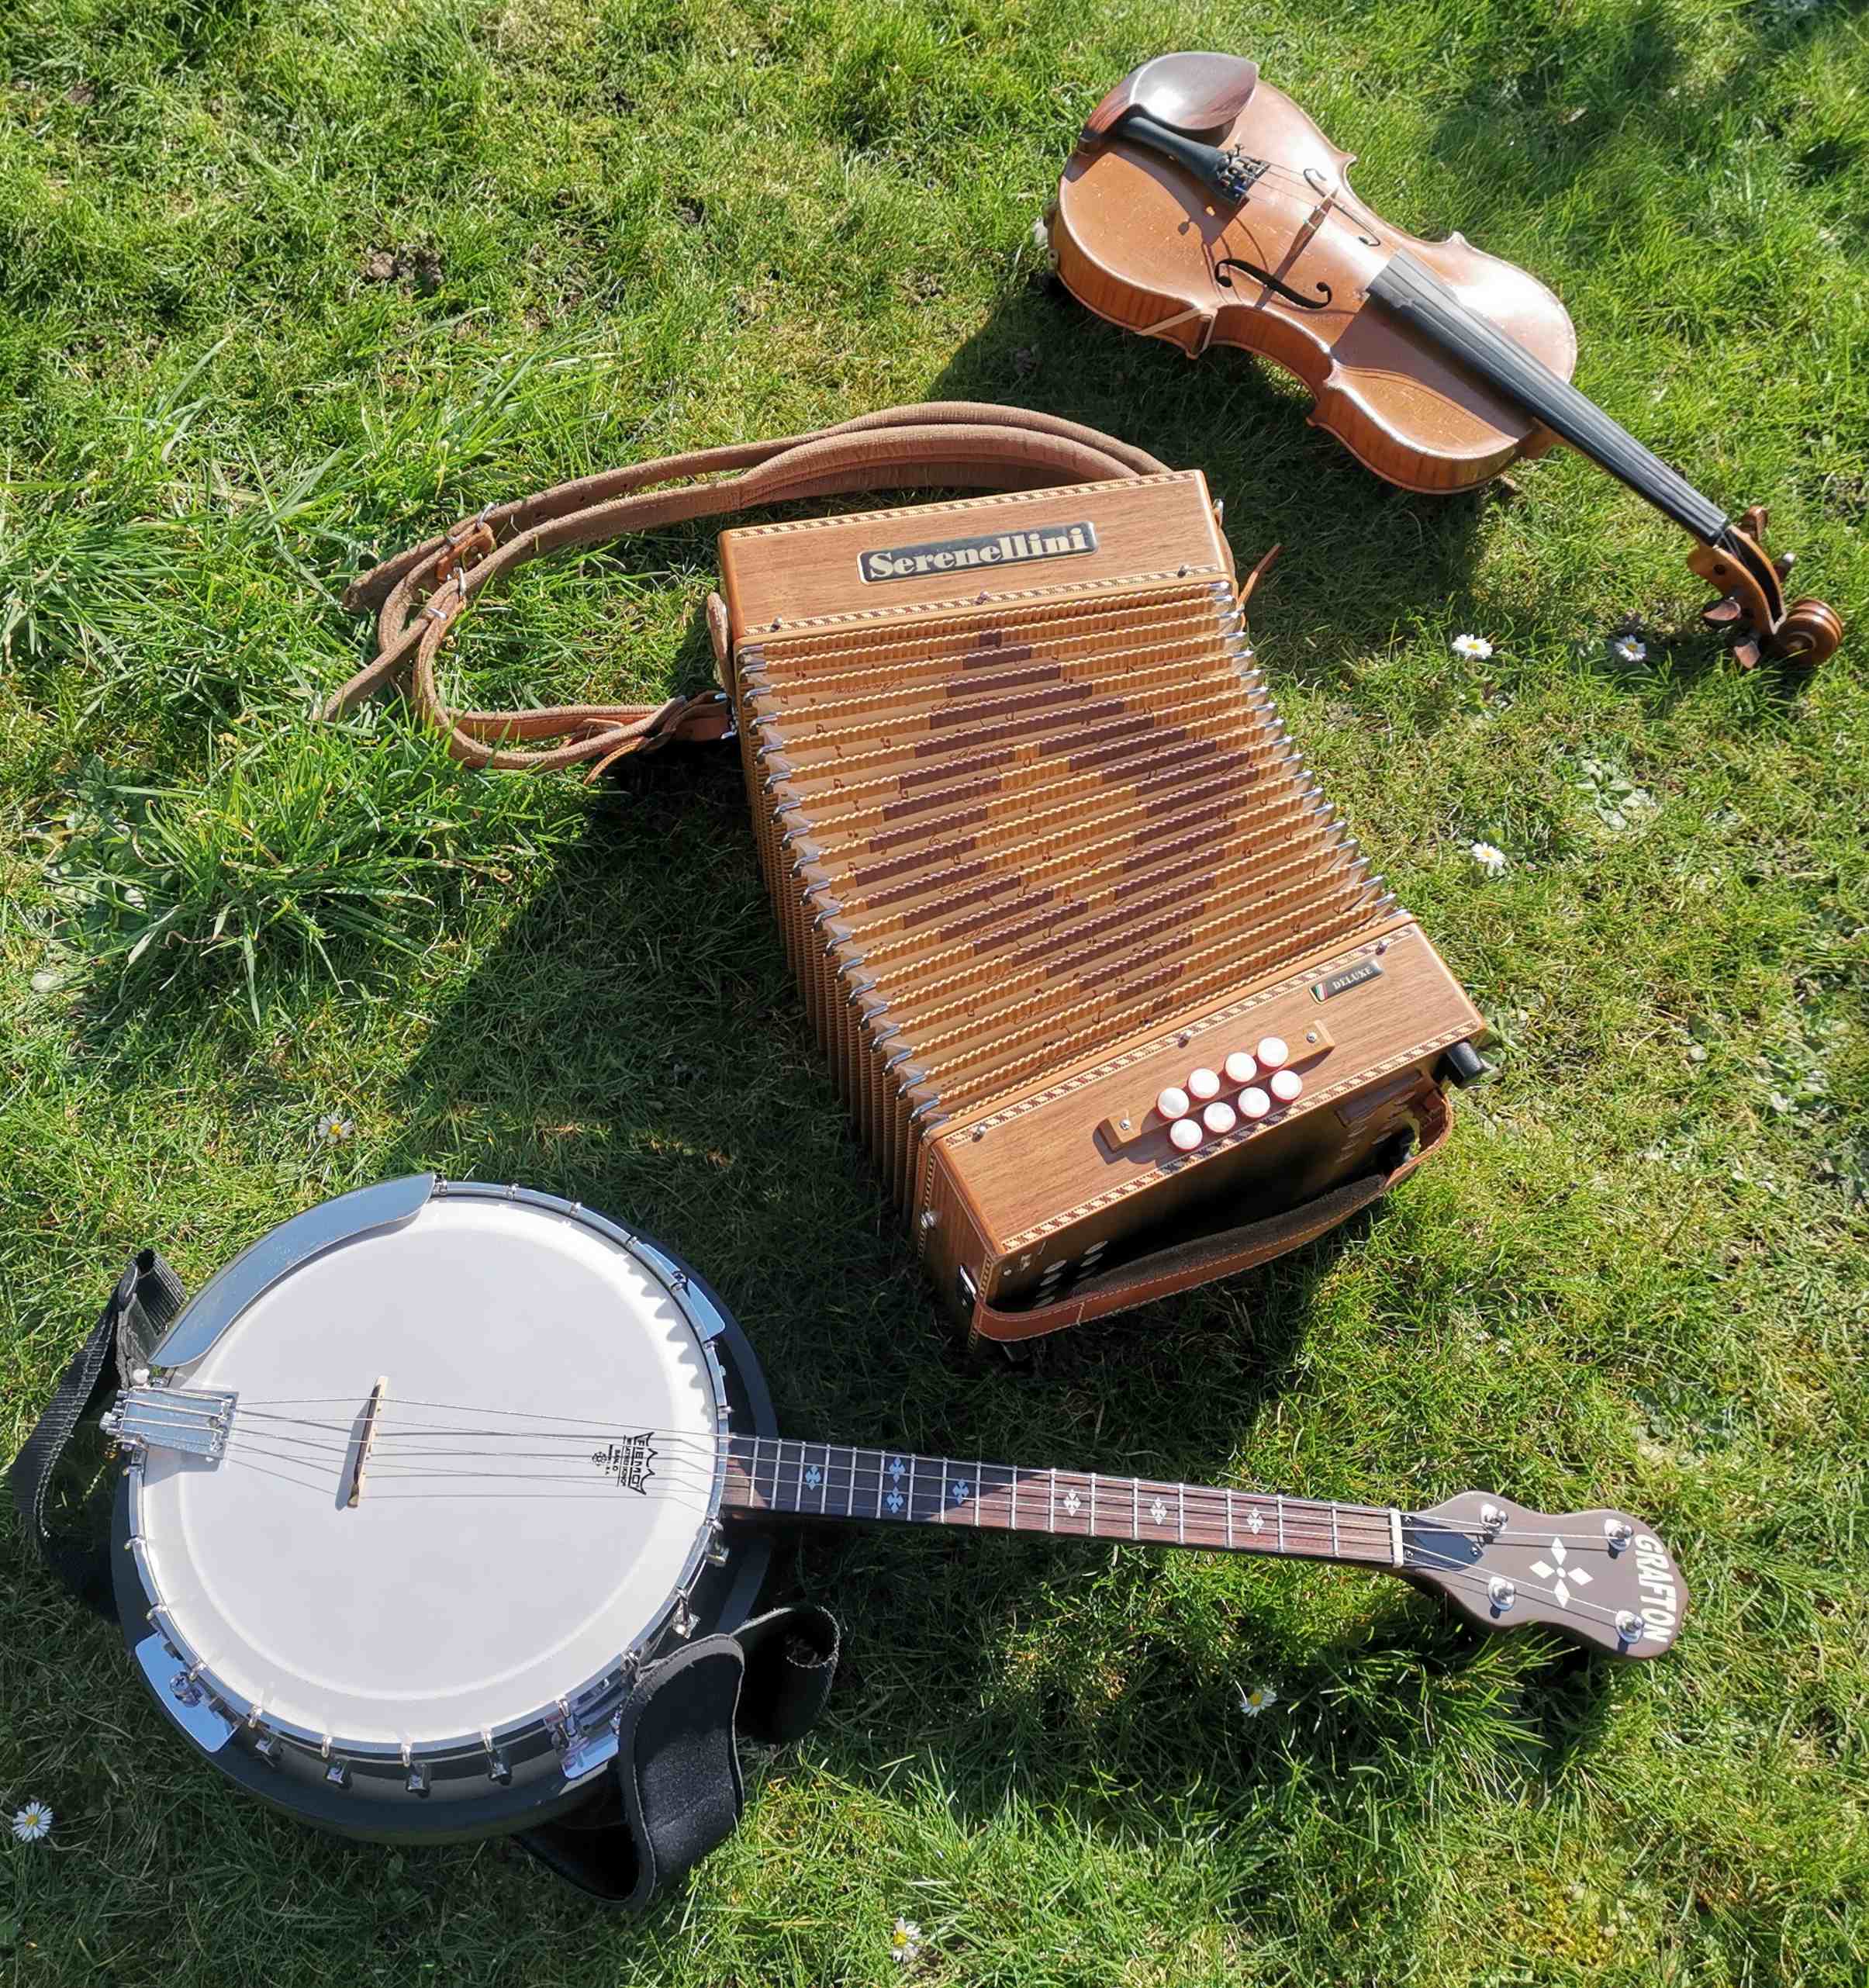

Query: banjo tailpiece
[[330, 406, 1491, 1342]]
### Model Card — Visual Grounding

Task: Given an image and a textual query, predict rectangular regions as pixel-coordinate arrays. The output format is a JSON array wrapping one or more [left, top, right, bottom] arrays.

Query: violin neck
[[1370, 251, 1730, 547], [720, 1435, 1400, 1568]]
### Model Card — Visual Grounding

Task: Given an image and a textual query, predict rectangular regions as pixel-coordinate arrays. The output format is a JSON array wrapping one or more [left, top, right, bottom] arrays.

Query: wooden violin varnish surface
[[1049, 50, 1840, 668]]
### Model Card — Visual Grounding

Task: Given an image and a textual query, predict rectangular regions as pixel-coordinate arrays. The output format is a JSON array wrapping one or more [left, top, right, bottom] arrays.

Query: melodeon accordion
[[715, 471, 1489, 1342], [330, 407, 1491, 1347]]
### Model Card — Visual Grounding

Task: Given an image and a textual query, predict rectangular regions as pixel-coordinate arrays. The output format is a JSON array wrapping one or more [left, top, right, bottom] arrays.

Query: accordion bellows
[[718, 473, 1485, 1336]]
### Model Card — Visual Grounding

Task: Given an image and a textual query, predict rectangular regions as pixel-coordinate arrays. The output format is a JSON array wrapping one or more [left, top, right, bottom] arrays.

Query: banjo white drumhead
[[136, 1195, 720, 1748]]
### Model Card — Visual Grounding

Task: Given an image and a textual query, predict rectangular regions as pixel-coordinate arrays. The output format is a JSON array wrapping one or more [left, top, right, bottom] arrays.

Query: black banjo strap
[[8, 1246, 187, 1618], [515, 1603, 841, 1908], [9, 1247, 841, 1910]]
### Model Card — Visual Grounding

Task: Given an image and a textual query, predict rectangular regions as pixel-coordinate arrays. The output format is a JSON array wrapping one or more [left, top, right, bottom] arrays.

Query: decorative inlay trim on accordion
[[717, 472, 1487, 1338]]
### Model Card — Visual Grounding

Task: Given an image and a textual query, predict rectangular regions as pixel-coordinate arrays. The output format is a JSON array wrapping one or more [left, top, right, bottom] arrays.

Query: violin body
[[1049, 53, 1841, 666], [1055, 71, 1577, 494]]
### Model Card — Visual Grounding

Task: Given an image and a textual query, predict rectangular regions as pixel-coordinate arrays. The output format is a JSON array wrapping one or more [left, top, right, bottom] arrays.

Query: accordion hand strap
[[324, 403, 1172, 777], [969, 1085, 1453, 1343]]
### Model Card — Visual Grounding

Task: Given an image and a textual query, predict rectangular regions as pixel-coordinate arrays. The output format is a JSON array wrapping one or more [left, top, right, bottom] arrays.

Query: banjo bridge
[[104, 1385, 239, 1463]]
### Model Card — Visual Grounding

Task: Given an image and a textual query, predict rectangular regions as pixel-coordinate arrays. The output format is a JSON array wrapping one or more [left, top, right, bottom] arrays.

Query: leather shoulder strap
[[324, 403, 1170, 779]]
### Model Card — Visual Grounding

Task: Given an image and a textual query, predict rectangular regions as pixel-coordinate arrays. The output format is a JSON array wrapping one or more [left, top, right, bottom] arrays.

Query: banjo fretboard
[[721, 1435, 1399, 1566]]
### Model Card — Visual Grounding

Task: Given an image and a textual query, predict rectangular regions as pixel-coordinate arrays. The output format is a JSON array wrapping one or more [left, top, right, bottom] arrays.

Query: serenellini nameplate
[[858, 520, 1098, 583]]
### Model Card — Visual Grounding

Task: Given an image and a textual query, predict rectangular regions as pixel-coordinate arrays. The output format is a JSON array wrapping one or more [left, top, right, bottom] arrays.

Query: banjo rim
[[115, 1177, 776, 1834]]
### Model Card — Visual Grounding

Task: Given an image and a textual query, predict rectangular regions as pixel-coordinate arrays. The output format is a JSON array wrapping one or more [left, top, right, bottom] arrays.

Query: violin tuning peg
[[1773, 550, 1796, 579], [1701, 594, 1744, 626], [1733, 636, 1764, 671], [1739, 503, 1771, 539]]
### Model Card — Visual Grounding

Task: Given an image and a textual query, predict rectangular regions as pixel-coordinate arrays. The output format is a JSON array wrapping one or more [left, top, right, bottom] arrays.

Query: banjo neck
[[723, 1434, 1398, 1568], [104, 1378, 1687, 1659]]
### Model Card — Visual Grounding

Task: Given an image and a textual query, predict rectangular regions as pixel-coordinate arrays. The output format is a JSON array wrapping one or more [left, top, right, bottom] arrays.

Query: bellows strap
[[8, 1248, 188, 1617], [515, 1603, 840, 1907], [325, 403, 1171, 777], [969, 1084, 1452, 1343]]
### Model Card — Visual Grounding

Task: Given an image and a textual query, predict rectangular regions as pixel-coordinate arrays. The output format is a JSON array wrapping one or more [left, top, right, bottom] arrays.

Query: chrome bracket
[[134, 1634, 235, 1753], [104, 1385, 238, 1461]]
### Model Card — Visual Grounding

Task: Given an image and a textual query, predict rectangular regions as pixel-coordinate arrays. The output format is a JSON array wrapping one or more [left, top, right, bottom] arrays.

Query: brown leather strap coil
[[326, 403, 1173, 779]]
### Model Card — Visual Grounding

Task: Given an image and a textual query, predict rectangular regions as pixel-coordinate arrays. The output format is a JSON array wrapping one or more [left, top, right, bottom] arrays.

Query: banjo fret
[[717, 1443, 1404, 1567]]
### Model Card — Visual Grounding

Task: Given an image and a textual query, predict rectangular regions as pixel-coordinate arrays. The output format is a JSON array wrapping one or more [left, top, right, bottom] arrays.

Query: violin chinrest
[[1083, 52, 1259, 143]]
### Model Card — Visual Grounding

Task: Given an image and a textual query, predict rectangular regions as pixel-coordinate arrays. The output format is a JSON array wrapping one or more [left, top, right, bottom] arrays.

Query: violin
[[1048, 53, 1842, 669]]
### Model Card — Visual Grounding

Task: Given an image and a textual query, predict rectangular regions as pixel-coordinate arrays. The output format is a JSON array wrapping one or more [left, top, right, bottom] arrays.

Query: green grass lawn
[[3, 0, 1867, 1980]]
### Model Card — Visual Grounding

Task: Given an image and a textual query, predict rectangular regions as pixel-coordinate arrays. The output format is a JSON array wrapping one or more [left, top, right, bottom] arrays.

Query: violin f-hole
[[1214, 256, 1333, 311]]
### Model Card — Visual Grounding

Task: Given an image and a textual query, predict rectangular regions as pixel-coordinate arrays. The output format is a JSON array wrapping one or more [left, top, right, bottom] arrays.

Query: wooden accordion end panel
[[718, 475, 1486, 1336]]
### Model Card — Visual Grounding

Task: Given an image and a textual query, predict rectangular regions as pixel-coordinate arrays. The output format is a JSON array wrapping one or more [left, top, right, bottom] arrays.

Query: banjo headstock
[[1401, 1492, 1688, 1659]]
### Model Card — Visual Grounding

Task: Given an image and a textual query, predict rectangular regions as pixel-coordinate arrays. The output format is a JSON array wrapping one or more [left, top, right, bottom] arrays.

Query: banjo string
[[206, 1452, 1646, 1634], [212, 1436, 1560, 1564], [148, 1411, 1625, 1551]]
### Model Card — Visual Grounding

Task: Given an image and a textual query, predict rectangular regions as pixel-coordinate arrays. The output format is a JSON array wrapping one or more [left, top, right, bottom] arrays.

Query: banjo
[[92, 1176, 1685, 1847]]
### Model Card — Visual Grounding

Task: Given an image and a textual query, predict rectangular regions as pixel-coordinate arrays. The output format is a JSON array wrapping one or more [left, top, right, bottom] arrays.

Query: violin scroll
[[1688, 504, 1842, 669]]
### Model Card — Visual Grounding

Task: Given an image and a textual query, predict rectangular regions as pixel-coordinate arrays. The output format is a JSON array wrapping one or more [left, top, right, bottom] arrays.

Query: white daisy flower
[[12, 1800, 53, 1843], [1611, 635, 1647, 663], [890, 1916, 924, 1966], [1452, 633, 1494, 660], [1235, 1682, 1280, 1718], [316, 1114, 355, 1143], [1470, 841, 1509, 877]]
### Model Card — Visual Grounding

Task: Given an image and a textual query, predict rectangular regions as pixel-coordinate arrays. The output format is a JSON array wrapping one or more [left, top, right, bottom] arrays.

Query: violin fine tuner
[[1049, 51, 1841, 669]]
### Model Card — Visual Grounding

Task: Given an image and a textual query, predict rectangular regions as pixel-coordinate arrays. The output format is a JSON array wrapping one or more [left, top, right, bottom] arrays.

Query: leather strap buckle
[[669, 689, 736, 747], [434, 507, 496, 586]]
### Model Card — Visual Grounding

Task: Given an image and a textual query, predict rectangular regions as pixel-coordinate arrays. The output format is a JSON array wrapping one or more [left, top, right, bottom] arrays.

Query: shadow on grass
[[926, 275, 1496, 666], [931, 279, 1808, 716], [349, 785, 1624, 1945]]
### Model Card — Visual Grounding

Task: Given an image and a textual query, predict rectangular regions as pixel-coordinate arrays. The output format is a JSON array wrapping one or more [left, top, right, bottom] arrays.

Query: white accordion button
[[1201, 1101, 1238, 1136], [1156, 1085, 1190, 1122], [1223, 1050, 1258, 1084], [1256, 1035, 1290, 1070], [1168, 1117, 1203, 1152], [1187, 1067, 1221, 1101], [1270, 1068, 1304, 1104], [1238, 1086, 1271, 1120]]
